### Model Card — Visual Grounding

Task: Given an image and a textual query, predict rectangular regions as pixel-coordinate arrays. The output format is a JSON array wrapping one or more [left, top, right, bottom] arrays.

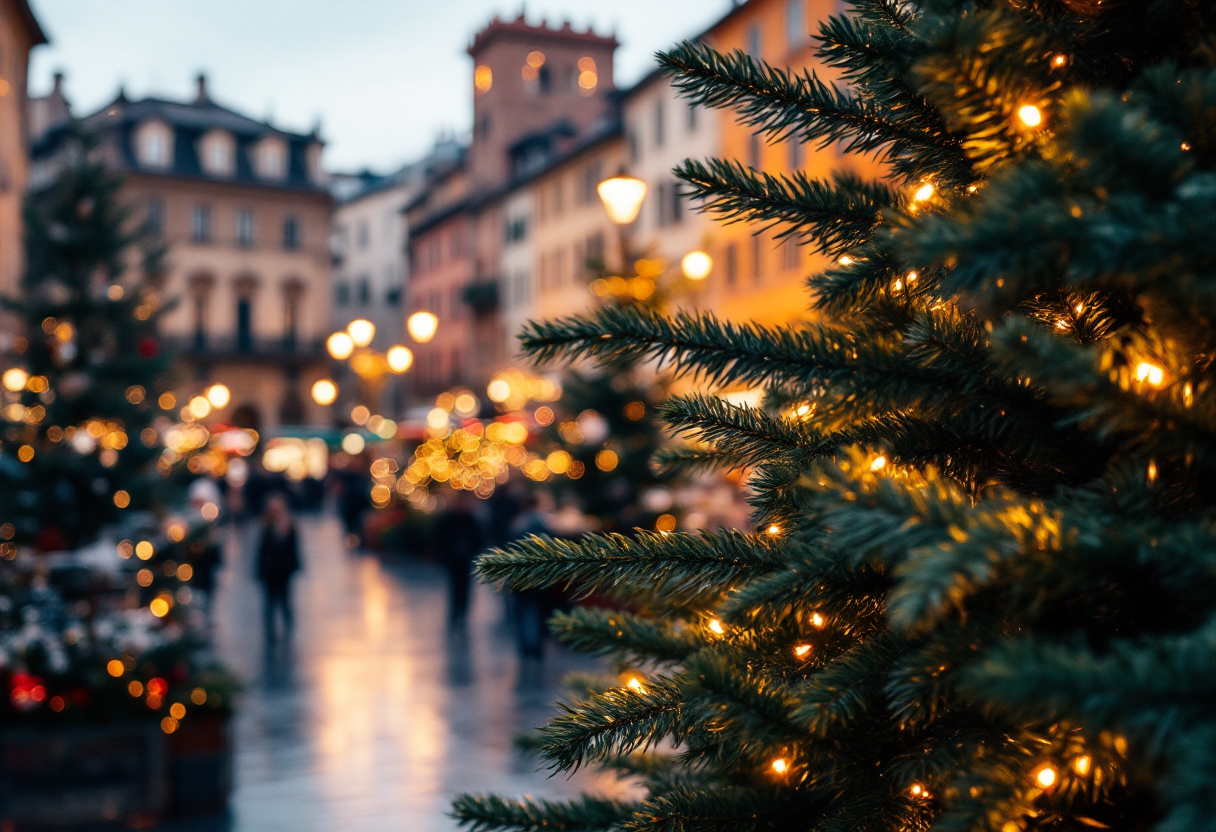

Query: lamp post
[[597, 172, 647, 272]]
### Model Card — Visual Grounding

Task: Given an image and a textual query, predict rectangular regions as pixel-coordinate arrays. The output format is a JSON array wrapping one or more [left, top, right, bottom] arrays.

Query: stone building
[[0, 0, 45, 299], [30, 74, 334, 429]]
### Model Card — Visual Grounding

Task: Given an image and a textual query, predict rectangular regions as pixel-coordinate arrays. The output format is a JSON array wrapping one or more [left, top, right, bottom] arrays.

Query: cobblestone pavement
[[164, 512, 621, 832]]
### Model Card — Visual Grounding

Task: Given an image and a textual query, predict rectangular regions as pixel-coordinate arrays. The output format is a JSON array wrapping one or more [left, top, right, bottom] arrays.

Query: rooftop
[[468, 13, 618, 56]]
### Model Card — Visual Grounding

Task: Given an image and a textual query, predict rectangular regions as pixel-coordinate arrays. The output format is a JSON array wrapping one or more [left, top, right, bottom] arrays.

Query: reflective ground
[[164, 513, 619, 832]]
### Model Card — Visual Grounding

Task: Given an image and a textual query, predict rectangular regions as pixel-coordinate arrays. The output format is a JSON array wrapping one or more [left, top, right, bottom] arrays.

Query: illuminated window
[[474, 64, 493, 93], [139, 123, 172, 167]]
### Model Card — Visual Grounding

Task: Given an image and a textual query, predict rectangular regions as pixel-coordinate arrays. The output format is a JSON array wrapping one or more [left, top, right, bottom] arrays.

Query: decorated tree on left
[[1, 127, 170, 550]]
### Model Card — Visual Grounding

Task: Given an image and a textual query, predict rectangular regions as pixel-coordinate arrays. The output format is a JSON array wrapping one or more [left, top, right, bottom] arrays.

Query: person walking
[[508, 490, 554, 659], [431, 488, 486, 633], [256, 493, 301, 644]]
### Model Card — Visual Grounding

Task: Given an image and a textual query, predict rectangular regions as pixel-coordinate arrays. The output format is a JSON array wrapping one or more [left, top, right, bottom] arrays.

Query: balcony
[[168, 334, 327, 364], [461, 280, 500, 315]]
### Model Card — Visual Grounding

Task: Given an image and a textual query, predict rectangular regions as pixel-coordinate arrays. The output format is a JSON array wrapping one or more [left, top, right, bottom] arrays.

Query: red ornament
[[138, 336, 159, 358]]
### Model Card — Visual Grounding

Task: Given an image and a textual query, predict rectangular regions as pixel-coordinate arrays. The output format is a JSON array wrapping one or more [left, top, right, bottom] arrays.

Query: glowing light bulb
[[838, 255, 853, 265], [205, 383, 230, 409], [771, 758, 788, 774], [793, 644, 812, 658], [893, 279, 903, 291], [1147, 460, 1158, 484], [708, 619, 725, 635], [626, 677, 645, 692], [906, 271, 918, 283], [909, 783, 926, 797], [1035, 765, 1057, 788], [386, 345, 414, 373], [1056, 319, 1068, 330], [1018, 105, 1043, 128], [1073, 755, 1091, 776], [2, 368, 29, 392], [811, 613, 826, 628], [1135, 361, 1165, 386], [870, 455, 887, 471], [311, 379, 338, 406], [106, 659, 125, 677], [327, 331, 354, 360], [912, 183, 935, 203], [1052, 54, 1068, 68], [1183, 382, 1193, 407], [767, 524, 780, 536], [407, 311, 439, 344], [681, 250, 713, 281]]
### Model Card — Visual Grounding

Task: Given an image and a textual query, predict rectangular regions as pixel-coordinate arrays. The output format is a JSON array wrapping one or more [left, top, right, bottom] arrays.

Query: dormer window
[[136, 121, 173, 168], [306, 142, 325, 185], [200, 130, 235, 177], [256, 138, 288, 180]]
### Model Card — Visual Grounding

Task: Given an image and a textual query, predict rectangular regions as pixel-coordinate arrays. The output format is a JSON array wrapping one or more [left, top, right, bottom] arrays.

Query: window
[[236, 298, 253, 352], [283, 214, 301, 250], [357, 278, 370, 305], [236, 209, 254, 247], [146, 199, 165, 238], [385, 287, 402, 306], [748, 133, 763, 169], [726, 243, 738, 288], [336, 282, 350, 305], [258, 142, 286, 179], [781, 236, 802, 270], [748, 24, 762, 58], [752, 235, 763, 284], [205, 136, 233, 176], [139, 125, 171, 167], [788, 138, 805, 170], [654, 100, 665, 148], [657, 181, 684, 226], [786, 0, 808, 49], [578, 161, 602, 204], [191, 205, 212, 244]]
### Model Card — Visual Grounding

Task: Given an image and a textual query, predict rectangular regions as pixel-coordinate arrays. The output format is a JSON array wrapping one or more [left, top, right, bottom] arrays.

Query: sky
[[27, 0, 735, 173]]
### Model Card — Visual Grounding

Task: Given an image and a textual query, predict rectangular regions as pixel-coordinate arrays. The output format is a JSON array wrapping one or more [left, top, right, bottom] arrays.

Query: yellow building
[[31, 75, 334, 429], [0, 0, 45, 299]]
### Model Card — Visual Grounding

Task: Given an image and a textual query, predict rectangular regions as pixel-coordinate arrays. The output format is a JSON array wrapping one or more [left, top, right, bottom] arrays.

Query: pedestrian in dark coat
[[432, 489, 486, 632], [256, 494, 301, 643]]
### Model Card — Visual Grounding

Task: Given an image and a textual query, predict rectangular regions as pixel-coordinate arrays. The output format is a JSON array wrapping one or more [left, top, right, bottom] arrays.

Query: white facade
[[499, 187, 535, 362], [331, 172, 417, 347], [621, 73, 721, 298]]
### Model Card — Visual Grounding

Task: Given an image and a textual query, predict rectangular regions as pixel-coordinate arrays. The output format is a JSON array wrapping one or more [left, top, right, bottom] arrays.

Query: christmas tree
[[456, 2, 1216, 831], [2, 127, 170, 548]]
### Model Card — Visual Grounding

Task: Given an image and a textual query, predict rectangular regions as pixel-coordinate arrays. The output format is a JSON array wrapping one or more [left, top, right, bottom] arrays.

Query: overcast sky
[[27, 0, 734, 173]]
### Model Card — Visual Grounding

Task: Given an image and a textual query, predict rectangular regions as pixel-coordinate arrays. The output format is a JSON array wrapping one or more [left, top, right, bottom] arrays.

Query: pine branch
[[658, 41, 967, 183], [674, 159, 894, 256], [550, 608, 700, 665], [476, 530, 784, 604], [451, 794, 635, 832]]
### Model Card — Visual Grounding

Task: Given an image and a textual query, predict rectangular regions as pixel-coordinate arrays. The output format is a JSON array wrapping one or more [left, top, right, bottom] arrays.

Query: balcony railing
[[168, 334, 327, 363]]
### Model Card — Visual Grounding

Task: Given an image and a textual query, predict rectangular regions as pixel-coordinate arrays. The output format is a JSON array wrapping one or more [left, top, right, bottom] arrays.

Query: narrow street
[[182, 512, 620, 831]]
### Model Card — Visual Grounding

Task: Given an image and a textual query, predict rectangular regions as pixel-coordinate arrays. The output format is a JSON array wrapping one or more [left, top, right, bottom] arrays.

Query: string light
[[1035, 765, 1057, 788], [810, 613, 826, 628], [909, 783, 930, 798], [626, 677, 645, 693], [893, 278, 903, 291], [838, 255, 854, 265], [1052, 53, 1068, 68], [1135, 361, 1165, 386], [906, 271, 918, 283], [708, 619, 725, 635], [1017, 105, 1043, 128], [767, 524, 781, 536], [1183, 382, 1193, 408], [1147, 459, 1158, 484], [793, 644, 812, 658], [771, 758, 789, 774], [912, 182, 935, 203], [1181, 142, 1191, 152], [870, 455, 887, 471], [1073, 755, 1091, 776]]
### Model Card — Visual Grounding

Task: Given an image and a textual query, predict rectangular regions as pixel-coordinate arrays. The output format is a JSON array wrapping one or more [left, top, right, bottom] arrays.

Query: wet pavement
[[166, 512, 621, 832]]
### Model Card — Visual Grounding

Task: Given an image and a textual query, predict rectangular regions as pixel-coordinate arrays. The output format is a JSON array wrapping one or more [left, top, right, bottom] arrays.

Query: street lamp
[[386, 345, 414, 373], [597, 174, 647, 225], [311, 378, 338, 406], [347, 318, 375, 348], [407, 311, 439, 344], [327, 331, 355, 360], [681, 250, 713, 281]]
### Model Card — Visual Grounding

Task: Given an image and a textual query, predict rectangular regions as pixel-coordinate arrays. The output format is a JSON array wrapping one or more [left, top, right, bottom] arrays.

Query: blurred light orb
[[426, 407, 450, 431], [341, 433, 366, 455], [912, 182, 935, 202], [487, 378, 511, 403], [681, 250, 713, 280], [326, 332, 354, 360], [2, 368, 29, 392], [205, 383, 231, 409], [386, 345, 414, 373], [474, 64, 493, 93], [597, 175, 647, 225], [311, 379, 338, 406], [407, 311, 439, 344], [347, 319, 375, 348], [188, 396, 212, 420]]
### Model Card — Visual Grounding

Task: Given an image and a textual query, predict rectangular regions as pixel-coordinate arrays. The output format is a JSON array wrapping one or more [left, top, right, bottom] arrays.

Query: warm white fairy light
[[771, 758, 788, 774], [1018, 105, 1043, 128], [912, 182, 935, 203], [1147, 459, 1158, 484], [1035, 765, 1057, 788], [767, 524, 781, 536], [626, 677, 645, 693], [708, 619, 725, 635], [1135, 361, 1165, 387], [838, 255, 854, 265], [793, 644, 812, 658], [1073, 755, 1091, 776], [810, 613, 826, 628], [870, 455, 887, 471]]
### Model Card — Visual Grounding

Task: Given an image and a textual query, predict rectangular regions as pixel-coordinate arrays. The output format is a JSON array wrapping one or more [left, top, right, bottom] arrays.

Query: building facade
[[0, 0, 45, 299], [31, 74, 334, 429]]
